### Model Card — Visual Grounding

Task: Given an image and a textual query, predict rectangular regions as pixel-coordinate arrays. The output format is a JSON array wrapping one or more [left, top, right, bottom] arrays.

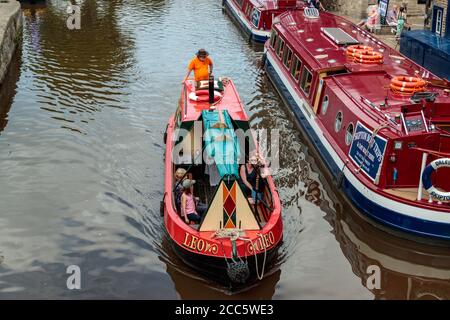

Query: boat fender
[[422, 158, 450, 202], [188, 90, 222, 102], [163, 124, 168, 145], [160, 193, 167, 217]]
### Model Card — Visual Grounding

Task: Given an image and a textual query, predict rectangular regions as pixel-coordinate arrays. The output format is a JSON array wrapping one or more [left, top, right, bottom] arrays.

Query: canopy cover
[[202, 110, 240, 178]]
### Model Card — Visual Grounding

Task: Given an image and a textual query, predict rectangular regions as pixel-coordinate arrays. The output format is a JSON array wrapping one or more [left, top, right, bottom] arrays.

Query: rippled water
[[0, 0, 449, 299]]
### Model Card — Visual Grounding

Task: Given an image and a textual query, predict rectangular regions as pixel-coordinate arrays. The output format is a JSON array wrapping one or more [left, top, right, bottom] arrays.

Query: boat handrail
[[411, 147, 450, 158]]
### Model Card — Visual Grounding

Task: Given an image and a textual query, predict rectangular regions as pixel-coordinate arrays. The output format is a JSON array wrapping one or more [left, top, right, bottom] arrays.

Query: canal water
[[0, 0, 449, 299]]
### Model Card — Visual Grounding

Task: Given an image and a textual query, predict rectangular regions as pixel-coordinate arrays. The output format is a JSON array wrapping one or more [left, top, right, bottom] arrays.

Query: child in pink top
[[181, 179, 206, 224]]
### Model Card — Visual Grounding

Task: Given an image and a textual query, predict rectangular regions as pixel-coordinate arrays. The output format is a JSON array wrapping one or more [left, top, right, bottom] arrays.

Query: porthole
[[321, 95, 329, 115], [335, 112, 343, 132], [345, 122, 354, 145]]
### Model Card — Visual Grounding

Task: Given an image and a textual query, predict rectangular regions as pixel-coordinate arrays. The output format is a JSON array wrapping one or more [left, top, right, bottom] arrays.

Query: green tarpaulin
[[202, 110, 240, 178]]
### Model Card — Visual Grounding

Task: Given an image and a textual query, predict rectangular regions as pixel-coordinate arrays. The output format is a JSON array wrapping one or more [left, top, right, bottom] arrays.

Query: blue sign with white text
[[349, 122, 387, 182]]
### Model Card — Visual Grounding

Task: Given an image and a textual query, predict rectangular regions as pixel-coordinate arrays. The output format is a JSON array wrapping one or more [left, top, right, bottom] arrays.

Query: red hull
[[163, 79, 283, 267]]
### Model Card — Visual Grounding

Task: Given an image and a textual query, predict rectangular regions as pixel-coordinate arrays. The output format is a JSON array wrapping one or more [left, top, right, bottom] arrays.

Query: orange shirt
[[188, 56, 213, 81]]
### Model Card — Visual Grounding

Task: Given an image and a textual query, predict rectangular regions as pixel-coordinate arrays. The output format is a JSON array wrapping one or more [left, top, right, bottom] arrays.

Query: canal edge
[[0, 0, 22, 86]]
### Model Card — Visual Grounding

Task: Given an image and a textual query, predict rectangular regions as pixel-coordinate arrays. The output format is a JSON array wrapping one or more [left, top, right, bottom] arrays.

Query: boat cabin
[[266, 8, 450, 203], [231, 0, 304, 31]]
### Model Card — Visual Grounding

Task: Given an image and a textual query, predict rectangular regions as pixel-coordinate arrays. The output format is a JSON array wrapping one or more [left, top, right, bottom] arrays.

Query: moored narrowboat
[[162, 77, 283, 285], [264, 7, 450, 242], [223, 0, 304, 43]]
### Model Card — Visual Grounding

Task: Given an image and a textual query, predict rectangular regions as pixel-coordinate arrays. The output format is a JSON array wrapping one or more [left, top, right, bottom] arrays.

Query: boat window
[[345, 122, 354, 145], [246, 4, 253, 17], [276, 38, 285, 59], [251, 9, 261, 28], [335, 112, 343, 132], [283, 46, 293, 69], [321, 95, 329, 115], [270, 30, 277, 49], [290, 56, 302, 81], [300, 67, 313, 96]]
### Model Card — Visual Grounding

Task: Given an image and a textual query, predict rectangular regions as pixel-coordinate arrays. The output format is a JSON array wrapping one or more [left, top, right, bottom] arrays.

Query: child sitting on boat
[[180, 179, 207, 224]]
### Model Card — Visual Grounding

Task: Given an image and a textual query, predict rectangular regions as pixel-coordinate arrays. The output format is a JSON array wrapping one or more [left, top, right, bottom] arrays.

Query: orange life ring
[[353, 51, 383, 64], [189, 90, 222, 102], [391, 76, 426, 89], [354, 59, 383, 64], [389, 83, 425, 93], [346, 45, 373, 55], [354, 52, 383, 60]]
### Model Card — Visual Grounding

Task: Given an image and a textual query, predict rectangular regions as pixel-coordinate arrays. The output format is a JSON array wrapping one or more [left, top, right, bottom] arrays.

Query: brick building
[[427, 0, 450, 36]]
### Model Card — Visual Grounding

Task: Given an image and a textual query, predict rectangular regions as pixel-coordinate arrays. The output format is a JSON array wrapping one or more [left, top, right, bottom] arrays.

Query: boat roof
[[274, 10, 442, 79], [250, 0, 304, 11], [181, 78, 249, 123], [273, 10, 450, 133]]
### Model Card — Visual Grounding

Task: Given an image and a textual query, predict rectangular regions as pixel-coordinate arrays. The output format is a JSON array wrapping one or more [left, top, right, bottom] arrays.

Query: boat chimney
[[209, 75, 215, 104]]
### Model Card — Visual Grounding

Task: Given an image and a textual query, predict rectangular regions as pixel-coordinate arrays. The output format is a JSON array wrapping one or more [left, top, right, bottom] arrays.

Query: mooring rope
[[243, 234, 267, 281], [213, 229, 268, 281]]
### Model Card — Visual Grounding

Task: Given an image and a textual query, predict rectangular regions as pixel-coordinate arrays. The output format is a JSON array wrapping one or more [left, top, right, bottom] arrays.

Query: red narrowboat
[[264, 8, 450, 241], [223, 0, 304, 43], [162, 77, 283, 285]]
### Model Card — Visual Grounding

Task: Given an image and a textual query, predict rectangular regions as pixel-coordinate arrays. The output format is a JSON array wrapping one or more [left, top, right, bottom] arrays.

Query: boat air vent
[[297, 29, 304, 33], [322, 27, 360, 45], [306, 38, 314, 42], [304, 7, 319, 19]]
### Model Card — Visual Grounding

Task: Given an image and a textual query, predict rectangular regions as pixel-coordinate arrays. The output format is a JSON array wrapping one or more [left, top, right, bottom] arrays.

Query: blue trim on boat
[[223, 0, 269, 43], [264, 56, 450, 241]]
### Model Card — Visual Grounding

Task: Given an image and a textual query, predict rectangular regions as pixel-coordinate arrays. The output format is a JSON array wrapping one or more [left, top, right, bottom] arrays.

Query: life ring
[[422, 158, 450, 202], [352, 51, 383, 64], [389, 83, 425, 93], [391, 76, 426, 89], [188, 90, 222, 102], [197, 80, 222, 91], [346, 45, 373, 56]]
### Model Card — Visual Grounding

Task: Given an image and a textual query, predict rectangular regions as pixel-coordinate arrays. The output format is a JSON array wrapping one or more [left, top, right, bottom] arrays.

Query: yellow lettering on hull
[[182, 233, 218, 254], [247, 231, 276, 254]]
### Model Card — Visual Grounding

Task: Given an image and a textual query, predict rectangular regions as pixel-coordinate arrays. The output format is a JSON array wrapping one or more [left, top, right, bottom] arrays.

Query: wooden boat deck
[[384, 188, 429, 201]]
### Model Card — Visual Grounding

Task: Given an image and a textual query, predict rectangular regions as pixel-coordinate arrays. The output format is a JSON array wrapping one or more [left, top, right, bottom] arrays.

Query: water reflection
[[0, 0, 449, 299], [0, 50, 21, 133], [22, 0, 135, 134], [332, 199, 450, 300]]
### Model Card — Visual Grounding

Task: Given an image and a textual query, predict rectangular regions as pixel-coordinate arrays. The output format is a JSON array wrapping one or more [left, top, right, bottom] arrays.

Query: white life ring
[[188, 90, 222, 102], [422, 158, 450, 202]]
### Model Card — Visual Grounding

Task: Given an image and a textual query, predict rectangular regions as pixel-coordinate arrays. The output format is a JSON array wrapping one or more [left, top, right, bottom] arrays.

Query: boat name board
[[247, 231, 276, 254], [349, 122, 387, 182], [182, 233, 219, 254], [181, 231, 276, 255]]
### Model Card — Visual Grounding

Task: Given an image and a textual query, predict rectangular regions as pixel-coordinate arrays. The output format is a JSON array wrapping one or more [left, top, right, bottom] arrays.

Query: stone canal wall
[[0, 0, 22, 86]]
